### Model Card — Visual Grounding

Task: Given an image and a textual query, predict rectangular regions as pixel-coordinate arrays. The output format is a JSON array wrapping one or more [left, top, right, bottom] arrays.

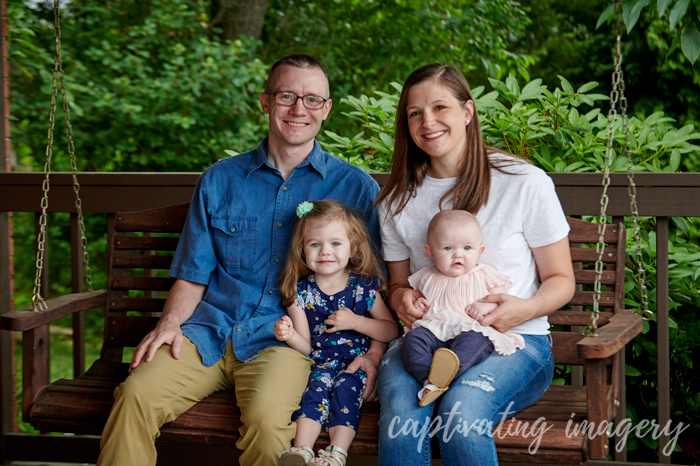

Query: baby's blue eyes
[[442, 246, 471, 251]]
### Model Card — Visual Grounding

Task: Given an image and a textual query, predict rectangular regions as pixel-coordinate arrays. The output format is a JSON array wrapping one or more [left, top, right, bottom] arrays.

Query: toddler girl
[[403, 209, 525, 406], [275, 200, 398, 466]]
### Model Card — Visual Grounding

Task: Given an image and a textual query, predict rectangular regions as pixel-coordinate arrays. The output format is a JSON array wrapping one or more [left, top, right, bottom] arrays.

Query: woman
[[376, 64, 576, 465]]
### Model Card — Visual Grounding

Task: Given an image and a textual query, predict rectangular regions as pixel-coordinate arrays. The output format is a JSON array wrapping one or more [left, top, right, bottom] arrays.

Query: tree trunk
[[211, 0, 270, 42]]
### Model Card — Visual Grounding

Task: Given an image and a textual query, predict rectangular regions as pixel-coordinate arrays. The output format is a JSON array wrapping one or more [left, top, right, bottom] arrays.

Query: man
[[97, 54, 383, 466]]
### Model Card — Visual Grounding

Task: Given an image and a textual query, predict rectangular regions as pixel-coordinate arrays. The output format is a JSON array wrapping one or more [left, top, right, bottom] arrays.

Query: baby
[[402, 210, 525, 406]]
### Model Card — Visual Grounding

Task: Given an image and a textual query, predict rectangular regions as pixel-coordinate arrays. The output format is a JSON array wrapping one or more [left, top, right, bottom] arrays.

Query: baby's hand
[[466, 302, 498, 321], [324, 307, 358, 333], [415, 297, 431, 313], [274, 316, 295, 341]]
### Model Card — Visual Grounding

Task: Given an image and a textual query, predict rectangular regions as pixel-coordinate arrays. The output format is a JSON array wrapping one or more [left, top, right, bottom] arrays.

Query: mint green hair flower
[[296, 201, 314, 219]]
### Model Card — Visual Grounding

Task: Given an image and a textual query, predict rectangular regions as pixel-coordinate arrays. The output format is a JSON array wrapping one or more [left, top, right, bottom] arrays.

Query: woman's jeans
[[378, 333, 554, 466]]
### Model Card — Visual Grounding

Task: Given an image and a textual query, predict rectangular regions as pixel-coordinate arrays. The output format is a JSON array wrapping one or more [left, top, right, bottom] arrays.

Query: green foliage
[[597, 0, 700, 65], [8, 0, 269, 172], [259, 0, 534, 98]]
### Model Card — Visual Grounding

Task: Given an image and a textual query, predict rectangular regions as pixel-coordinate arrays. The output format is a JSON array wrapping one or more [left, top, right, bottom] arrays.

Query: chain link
[[585, 0, 623, 336], [31, 0, 93, 311]]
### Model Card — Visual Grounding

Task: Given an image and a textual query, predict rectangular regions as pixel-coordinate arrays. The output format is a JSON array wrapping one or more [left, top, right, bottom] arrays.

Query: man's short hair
[[265, 54, 329, 95]]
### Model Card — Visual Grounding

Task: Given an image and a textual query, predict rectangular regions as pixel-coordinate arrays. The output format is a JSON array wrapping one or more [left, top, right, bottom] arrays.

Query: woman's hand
[[465, 301, 498, 321], [479, 237, 575, 332], [475, 294, 536, 332], [386, 260, 426, 329], [392, 286, 426, 329]]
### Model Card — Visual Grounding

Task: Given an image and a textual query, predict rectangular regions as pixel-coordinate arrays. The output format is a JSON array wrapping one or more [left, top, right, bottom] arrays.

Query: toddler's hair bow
[[296, 201, 314, 218]]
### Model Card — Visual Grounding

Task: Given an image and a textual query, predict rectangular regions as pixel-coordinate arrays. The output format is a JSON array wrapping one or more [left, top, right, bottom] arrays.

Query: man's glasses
[[264, 91, 329, 110]]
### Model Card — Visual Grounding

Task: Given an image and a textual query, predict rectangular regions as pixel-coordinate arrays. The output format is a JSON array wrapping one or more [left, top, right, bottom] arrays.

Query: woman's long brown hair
[[376, 64, 494, 216], [278, 200, 387, 308]]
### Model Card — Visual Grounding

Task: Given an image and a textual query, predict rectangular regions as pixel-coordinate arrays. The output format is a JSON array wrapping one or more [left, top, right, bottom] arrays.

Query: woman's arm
[[478, 237, 575, 332], [385, 260, 426, 328]]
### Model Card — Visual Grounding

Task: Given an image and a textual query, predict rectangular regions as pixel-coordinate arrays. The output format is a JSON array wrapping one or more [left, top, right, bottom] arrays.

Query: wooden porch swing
[[2, 0, 646, 464]]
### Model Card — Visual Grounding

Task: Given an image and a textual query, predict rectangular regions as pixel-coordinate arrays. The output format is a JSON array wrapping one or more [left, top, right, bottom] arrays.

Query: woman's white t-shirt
[[379, 155, 570, 335]]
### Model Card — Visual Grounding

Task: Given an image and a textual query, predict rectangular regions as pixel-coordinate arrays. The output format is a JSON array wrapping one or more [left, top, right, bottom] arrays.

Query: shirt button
[[236, 328, 242, 332], [329, 296, 334, 301], [282, 186, 288, 191], [230, 227, 236, 233], [277, 222, 282, 228], [268, 290, 273, 295], [274, 258, 280, 263]]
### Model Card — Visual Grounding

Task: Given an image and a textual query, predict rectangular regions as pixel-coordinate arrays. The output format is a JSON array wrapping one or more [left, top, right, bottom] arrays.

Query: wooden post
[[0, 0, 14, 460], [657, 217, 671, 463], [612, 216, 626, 462], [70, 214, 85, 377], [30, 214, 50, 418]]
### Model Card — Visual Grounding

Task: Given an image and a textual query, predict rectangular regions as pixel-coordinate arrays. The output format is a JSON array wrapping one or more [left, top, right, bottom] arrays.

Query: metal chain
[[31, 0, 93, 311], [585, 0, 623, 336], [620, 56, 653, 323]]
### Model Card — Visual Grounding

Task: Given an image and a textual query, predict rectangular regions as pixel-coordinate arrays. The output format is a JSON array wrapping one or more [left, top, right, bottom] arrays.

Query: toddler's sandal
[[308, 445, 348, 466], [279, 445, 315, 466]]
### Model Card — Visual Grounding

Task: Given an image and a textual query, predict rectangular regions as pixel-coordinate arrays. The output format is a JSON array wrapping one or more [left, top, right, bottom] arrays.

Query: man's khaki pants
[[97, 338, 313, 466]]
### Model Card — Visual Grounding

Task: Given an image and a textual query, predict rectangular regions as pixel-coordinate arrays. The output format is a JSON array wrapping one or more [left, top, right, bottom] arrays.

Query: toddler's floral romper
[[292, 273, 379, 431]]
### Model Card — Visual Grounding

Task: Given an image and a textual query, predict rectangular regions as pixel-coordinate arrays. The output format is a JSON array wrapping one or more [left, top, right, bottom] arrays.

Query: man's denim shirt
[[169, 138, 381, 366]]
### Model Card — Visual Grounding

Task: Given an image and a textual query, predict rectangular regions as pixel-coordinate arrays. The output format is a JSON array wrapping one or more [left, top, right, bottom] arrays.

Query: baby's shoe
[[417, 348, 459, 407]]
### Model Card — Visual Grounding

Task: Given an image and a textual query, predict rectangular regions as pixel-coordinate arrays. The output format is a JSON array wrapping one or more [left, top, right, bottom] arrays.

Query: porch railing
[[1, 171, 699, 464]]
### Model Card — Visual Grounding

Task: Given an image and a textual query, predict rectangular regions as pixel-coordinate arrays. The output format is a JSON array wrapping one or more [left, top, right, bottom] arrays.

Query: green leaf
[[558, 75, 574, 94], [669, 148, 682, 171], [681, 24, 700, 63], [519, 79, 544, 101], [576, 81, 599, 94], [597, 2, 616, 29], [670, 0, 691, 30], [659, 0, 674, 16], [224, 150, 239, 157], [628, 0, 652, 32], [625, 364, 641, 376]]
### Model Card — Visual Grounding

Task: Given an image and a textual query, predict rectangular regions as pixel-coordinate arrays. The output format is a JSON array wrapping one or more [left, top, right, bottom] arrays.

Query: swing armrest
[[577, 309, 643, 359], [1, 290, 107, 332]]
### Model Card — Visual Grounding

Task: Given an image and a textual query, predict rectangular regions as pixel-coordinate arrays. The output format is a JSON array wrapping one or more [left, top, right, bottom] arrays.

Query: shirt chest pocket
[[211, 216, 259, 271]]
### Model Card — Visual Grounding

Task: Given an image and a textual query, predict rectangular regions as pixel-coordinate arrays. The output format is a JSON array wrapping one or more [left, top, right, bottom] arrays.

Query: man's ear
[[322, 99, 333, 121], [424, 244, 434, 260], [259, 92, 270, 114]]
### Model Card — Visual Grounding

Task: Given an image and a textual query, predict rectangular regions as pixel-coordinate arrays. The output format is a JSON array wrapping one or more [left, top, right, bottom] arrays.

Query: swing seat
[[2, 203, 642, 465]]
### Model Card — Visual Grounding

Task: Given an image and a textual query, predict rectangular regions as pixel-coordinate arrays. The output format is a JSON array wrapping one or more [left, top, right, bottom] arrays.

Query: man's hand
[[324, 307, 358, 333], [129, 317, 184, 373], [274, 315, 295, 341], [345, 344, 384, 402]]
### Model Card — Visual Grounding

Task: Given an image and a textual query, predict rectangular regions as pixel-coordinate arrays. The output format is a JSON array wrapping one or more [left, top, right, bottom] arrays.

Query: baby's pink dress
[[409, 264, 526, 355]]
